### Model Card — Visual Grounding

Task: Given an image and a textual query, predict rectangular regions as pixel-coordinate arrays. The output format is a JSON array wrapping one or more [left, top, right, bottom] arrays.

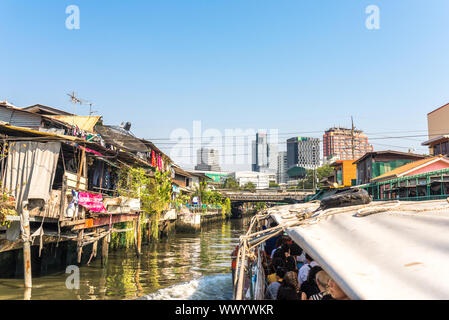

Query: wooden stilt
[[101, 234, 109, 267], [22, 207, 32, 289], [136, 214, 142, 256], [24, 287, 32, 300], [77, 230, 83, 264]]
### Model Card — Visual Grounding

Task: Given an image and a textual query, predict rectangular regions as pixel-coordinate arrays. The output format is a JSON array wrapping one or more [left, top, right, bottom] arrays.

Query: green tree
[[223, 177, 240, 190], [269, 182, 279, 188], [118, 166, 172, 241], [243, 182, 256, 190], [297, 164, 334, 190]]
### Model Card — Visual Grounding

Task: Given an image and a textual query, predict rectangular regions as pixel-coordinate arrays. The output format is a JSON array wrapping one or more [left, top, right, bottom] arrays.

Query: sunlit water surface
[[0, 218, 250, 300]]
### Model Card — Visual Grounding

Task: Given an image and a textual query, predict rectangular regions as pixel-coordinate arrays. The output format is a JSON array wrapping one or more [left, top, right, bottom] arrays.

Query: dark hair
[[289, 243, 303, 256], [306, 266, 323, 284], [280, 243, 290, 254], [305, 253, 313, 262], [285, 256, 297, 272], [277, 286, 299, 300], [275, 237, 285, 248], [270, 257, 284, 272], [276, 266, 286, 279]]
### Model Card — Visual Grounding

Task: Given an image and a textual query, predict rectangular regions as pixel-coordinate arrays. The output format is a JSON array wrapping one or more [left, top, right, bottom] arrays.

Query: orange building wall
[[342, 160, 357, 187]]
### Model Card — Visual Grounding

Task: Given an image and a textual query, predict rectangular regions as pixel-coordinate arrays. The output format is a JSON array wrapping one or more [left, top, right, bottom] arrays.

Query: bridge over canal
[[219, 189, 314, 204]]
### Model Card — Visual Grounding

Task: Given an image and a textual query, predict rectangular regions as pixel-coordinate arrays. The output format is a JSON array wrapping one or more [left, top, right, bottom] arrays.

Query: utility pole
[[351, 116, 355, 159]]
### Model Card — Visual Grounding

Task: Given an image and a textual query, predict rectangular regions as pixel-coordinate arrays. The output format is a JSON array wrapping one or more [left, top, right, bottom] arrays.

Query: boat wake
[[138, 273, 233, 300]]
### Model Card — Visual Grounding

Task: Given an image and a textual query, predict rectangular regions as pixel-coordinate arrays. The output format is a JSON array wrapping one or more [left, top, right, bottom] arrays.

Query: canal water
[[0, 217, 251, 300]]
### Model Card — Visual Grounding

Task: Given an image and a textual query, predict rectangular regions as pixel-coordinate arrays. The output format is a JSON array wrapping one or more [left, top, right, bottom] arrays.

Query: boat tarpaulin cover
[[3, 141, 61, 212], [270, 200, 449, 300]]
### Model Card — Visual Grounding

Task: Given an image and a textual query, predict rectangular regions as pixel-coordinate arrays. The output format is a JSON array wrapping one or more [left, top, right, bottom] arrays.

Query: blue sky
[[1, 0, 449, 170]]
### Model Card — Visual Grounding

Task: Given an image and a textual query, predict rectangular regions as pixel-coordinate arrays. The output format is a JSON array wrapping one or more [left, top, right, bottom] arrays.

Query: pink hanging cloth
[[78, 192, 107, 213]]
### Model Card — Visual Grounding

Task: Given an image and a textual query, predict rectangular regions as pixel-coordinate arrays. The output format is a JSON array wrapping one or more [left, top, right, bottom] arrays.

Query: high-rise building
[[195, 147, 221, 171], [252, 132, 278, 174], [277, 151, 288, 184], [323, 127, 373, 161], [287, 137, 320, 170]]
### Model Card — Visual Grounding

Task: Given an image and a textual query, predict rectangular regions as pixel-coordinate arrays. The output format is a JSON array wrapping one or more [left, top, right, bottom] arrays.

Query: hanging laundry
[[151, 150, 156, 167], [78, 192, 107, 213], [157, 154, 162, 171]]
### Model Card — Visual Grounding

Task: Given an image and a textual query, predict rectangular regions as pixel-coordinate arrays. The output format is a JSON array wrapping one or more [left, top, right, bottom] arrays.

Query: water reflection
[[0, 218, 250, 300]]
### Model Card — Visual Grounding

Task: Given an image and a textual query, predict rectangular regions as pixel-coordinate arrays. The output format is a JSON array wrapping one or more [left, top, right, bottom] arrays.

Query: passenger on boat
[[298, 254, 320, 287], [327, 278, 350, 300], [300, 265, 322, 300], [264, 221, 279, 257], [273, 244, 297, 272], [266, 257, 285, 285], [270, 237, 287, 259], [231, 245, 239, 285], [309, 270, 332, 300], [264, 266, 286, 300], [276, 271, 300, 300]]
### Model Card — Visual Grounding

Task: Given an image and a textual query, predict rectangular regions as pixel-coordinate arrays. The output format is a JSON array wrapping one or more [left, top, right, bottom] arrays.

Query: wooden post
[[136, 213, 142, 256], [22, 206, 32, 288], [77, 230, 83, 264], [76, 148, 86, 190], [101, 234, 109, 267]]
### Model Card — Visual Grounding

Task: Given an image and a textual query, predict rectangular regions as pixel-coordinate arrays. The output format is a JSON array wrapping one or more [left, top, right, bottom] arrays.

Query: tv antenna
[[67, 91, 84, 115], [85, 101, 98, 116]]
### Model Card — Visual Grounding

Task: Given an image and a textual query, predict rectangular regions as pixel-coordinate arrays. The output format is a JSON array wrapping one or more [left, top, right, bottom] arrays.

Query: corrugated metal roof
[[0, 105, 42, 128], [0, 123, 80, 141]]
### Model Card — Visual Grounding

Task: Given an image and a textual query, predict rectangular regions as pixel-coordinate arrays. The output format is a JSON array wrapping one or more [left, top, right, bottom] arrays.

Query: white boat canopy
[[268, 200, 449, 300]]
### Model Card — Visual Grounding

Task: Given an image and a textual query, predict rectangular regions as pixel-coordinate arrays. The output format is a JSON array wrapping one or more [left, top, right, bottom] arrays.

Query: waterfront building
[[229, 171, 270, 189], [277, 151, 288, 184], [189, 170, 229, 185], [360, 155, 449, 201], [252, 132, 278, 174], [323, 127, 373, 161], [353, 150, 427, 185], [422, 102, 449, 156], [330, 160, 357, 188], [195, 147, 221, 172]]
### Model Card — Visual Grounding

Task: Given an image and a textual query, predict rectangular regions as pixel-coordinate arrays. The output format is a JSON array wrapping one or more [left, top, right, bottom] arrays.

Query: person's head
[[328, 278, 349, 300], [275, 266, 286, 280], [315, 271, 331, 292], [285, 256, 297, 272], [306, 265, 322, 283], [275, 237, 285, 249], [271, 257, 284, 272], [280, 243, 291, 257], [305, 253, 313, 263], [289, 243, 303, 256], [283, 271, 299, 290]]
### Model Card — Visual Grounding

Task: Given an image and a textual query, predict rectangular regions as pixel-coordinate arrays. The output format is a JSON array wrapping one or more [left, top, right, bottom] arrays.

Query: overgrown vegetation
[[114, 166, 172, 247], [0, 188, 17, 229], [192, 181, 232, 217]]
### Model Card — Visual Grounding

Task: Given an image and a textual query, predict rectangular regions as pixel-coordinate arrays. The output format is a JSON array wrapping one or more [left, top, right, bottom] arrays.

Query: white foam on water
[[139, 273, 232, 300]]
